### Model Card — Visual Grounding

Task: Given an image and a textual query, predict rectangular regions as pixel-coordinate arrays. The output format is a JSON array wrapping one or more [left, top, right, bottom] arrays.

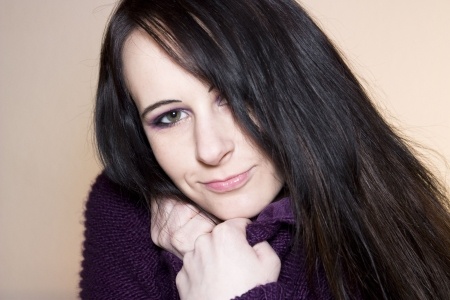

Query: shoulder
[[84, 172, 148, 225], [80, 172, 166, 298], [81, 172, 151, 255], [82, 173, 150, 246]]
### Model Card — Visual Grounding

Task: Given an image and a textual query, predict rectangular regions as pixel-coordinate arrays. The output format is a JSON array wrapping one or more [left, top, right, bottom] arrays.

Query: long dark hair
[[95, 0, 450, 299]]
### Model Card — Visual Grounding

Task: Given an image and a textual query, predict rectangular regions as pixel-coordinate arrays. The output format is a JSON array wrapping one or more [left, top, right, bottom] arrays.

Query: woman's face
[[123, 30, 284, 220]]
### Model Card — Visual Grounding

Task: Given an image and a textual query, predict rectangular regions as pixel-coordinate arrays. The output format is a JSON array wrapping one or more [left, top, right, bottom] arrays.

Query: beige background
[[0, 0, 448, 299]]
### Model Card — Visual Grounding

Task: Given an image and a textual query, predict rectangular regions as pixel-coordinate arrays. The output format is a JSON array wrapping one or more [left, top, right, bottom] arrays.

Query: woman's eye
[[217, 94, 228, 106], [159, 110, 188, 124]]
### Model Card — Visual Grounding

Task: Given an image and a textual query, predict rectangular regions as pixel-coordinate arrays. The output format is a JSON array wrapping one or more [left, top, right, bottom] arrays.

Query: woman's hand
[[176, 218, 281, 300], [150, 198, 217, 259]]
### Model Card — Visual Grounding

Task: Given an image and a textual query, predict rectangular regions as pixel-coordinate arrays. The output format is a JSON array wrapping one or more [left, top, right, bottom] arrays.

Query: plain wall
[[0, 0, 448, 298]]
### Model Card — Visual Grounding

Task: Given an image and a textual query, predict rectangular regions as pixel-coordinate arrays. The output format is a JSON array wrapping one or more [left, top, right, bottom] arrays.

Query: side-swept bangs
[[97, 0, 322, 197]]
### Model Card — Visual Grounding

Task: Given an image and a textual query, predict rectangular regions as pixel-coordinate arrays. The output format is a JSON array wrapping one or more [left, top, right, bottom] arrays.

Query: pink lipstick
[[204, 169, 251, 193]]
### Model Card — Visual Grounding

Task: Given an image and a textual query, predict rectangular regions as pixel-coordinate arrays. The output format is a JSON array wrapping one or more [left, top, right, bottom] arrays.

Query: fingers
[[170, 211, 215, 255], [150, 198, 217, 259], [224, 217, 252, 229], [218, 218, 252, 244], [151, 200, 198, 240], [208, 218, 251, 240], [188, 218, 251, 260], [176, 218, 281, 300], [252, 240, 276, 259], [150, 198, 179, 240], [252, 241, 281, 281]]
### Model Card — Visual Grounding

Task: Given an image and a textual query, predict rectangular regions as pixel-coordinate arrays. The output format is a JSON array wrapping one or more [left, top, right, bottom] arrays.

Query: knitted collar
[[163, 197, 295, 272]]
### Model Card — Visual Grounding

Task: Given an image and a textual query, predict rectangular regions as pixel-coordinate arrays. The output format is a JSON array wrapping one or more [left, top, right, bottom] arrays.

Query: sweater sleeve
[[233, 282, 285, 300], [79, 173, 178, 300]]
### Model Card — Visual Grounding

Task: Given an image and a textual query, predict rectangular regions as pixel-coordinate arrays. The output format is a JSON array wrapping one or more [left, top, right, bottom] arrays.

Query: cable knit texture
[[80, 173, 333, 299]]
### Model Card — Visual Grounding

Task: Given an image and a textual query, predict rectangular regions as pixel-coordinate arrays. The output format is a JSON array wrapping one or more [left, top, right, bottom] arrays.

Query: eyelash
[[216, 93, 228, 106], [151, 109, 189, 128], [149, 93, 228, 129]]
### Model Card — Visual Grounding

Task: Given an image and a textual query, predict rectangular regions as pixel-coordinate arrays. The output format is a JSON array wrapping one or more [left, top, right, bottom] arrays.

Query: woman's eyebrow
[[141, 99, 182, 119]]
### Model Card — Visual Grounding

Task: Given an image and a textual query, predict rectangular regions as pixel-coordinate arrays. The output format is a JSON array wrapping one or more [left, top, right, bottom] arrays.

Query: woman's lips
[[203, 169, 252, 193]]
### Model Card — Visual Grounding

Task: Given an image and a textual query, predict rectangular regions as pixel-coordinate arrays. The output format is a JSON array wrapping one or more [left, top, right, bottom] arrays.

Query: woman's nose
[[194, 116, 234, 166]]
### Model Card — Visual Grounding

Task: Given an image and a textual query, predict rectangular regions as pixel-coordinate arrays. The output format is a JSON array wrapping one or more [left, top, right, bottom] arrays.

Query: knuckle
[[150, 230, 159, 245], [150, 227, 164, 247], [156, 228, 172, 248], [175, 268, 185, 288], [212, 221, 238, 238], [193, 233, 209, 248], [273, 255, 281, 267], [267, 252, 281, 269], [171, 231, 189, 252], [212, 222, 228, 234], [182, 250, 194, 265]]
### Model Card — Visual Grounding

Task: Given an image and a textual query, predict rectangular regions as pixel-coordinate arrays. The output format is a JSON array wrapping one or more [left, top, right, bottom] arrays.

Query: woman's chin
[[206, 205, 264, 221]]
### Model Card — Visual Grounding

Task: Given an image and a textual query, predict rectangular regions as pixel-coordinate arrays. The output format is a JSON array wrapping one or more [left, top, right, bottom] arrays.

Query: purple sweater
[[80, 173, 333, 299]]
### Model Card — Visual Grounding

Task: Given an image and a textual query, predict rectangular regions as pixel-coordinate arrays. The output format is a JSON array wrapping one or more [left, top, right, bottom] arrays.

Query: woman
[[80, 0, 450, 299]]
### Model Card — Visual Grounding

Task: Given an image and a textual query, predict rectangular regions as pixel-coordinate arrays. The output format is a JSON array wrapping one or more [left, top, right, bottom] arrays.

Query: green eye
[[159, 110, 188, 124]]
